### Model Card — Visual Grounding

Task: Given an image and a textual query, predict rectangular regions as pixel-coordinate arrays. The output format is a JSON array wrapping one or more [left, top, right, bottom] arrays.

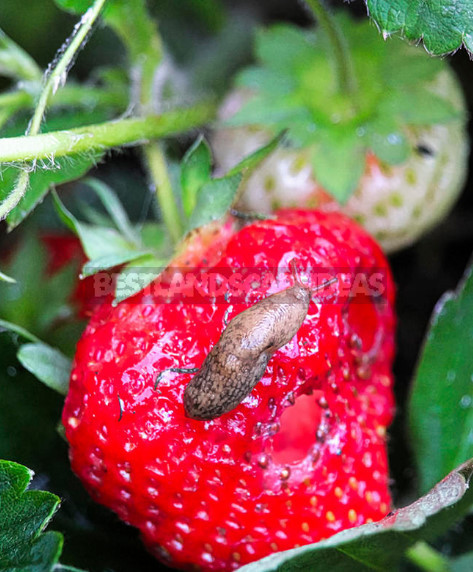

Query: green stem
[[0, 85, 127, 111], [0, 101, 215, 162], [28, 0, 107, 136], [405, 541, 451, 572], [304, 0, 357, 96], [129, 5, 183, 244], [0, 85, 128, 131], [143, 144, 183, 243]]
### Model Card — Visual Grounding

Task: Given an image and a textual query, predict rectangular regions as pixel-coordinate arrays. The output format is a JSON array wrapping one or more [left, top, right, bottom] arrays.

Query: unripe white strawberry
[[211, 19, 469, 253]]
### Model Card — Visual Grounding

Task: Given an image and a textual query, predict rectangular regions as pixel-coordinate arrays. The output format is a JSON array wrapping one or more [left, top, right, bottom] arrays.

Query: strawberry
[[211, 15, 468, 253], [63, 208, 395, 570]]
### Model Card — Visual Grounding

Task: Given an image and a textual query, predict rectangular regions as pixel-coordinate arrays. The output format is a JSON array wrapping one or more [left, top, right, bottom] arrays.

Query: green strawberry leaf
[[0, 318, 71, 395], [239, 459, 473, 571], [0, 233, 78, 341], [409, 257, 473, 494], [224, 96, 311, 130], [181, 136, 212, 218], [0, 319, 41, 343], [0, 28, 42, 82], [0, 460, 63, 572], [113, 253, 167, 304], [187, 172, 242, 232], [52, 190, 137, 260], [254, 24, 315, 74], [81, 250, 151, 277], [366, 119, 410, 165], [17, 342, 71, 396], [1, 155, 101, 231], [379, 89, 460, 126], [310, 132, 366, 203], [186, 133, 282, 231], [366, 0, 473, 56], [226, 131, 285, 176], [82, 178, 140, 246], [139, 222, 168, 252], [236, 66, 296, 97]]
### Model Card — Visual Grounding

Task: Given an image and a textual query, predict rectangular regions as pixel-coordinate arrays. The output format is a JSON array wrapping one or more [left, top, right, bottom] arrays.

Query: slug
[[184, 278, 331, 421]]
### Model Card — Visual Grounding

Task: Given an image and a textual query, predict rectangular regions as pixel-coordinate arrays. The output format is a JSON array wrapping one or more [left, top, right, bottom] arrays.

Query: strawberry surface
[[63, 209, 396, 571]]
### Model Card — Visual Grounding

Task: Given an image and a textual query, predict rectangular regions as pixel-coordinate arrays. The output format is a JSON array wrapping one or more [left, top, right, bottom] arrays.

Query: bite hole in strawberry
[[271, 393, 323, 465]]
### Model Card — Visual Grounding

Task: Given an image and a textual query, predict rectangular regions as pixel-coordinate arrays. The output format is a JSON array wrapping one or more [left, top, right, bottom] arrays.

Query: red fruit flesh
[[63, 209, 395, 571]]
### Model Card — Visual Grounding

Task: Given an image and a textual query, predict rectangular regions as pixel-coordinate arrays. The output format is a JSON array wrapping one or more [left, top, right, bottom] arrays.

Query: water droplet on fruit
[[201, 552, 214, 564], [257, 454, 269, 469], [280, 467, 291, 480], [460, 395, 472, 408]]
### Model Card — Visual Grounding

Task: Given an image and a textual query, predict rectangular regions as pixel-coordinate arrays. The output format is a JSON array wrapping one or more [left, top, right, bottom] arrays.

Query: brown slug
[[184, 278, 334, 421]]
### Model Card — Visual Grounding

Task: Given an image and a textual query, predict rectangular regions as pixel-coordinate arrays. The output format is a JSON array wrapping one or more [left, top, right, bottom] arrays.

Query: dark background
[[0, 0, 472, 569]]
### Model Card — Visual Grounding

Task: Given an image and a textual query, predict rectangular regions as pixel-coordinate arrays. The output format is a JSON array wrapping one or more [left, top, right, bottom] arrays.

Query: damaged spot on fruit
[[272, 393, 323, 465], [416, 143, 435, 157]]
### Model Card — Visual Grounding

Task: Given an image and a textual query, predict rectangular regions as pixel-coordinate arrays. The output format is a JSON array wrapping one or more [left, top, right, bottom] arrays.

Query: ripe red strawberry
[[63, 209, 395, 570]]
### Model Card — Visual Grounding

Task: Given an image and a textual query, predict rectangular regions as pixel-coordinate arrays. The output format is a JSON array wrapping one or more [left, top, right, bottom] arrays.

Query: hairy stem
[[0, 102, 215, 162], [0, 85, 128, 133], [0, 0, 107, 221], [405, 542, 450, 572], [143, 144, 183, 243], [28, 0, 107, 136], [0, 85, 128, 115], [304, 0, 357, 96]]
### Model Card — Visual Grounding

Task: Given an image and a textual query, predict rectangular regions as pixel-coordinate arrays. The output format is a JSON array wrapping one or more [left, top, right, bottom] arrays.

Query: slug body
[[184, 283, 311, 420]]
